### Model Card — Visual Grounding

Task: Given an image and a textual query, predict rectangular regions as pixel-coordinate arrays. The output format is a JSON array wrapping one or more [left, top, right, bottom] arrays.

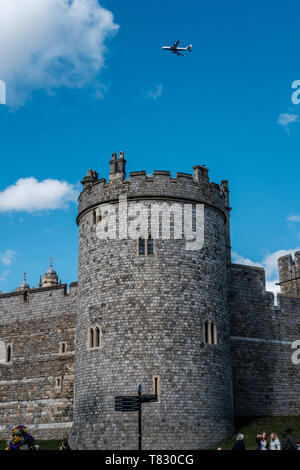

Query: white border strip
[[231, 335, 292, 346]]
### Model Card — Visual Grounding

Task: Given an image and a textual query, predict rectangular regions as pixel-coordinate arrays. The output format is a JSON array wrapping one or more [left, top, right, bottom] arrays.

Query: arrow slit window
[[90, 210, 96, 226], [152, 375, 161, 403], [6, 344, 12, 363], [204, 320, 217, 345], [87, 325, 102, 350]]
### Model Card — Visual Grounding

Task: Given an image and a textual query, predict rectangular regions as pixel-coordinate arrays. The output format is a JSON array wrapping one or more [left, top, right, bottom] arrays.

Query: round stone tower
[[70, 153, 234, 449]]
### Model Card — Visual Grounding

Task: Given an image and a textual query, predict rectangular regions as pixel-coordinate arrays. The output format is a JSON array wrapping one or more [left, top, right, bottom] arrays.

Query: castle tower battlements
[[71, 153, 234, 450], [77, 152, 230, 228], [278, 252, 300, 297]]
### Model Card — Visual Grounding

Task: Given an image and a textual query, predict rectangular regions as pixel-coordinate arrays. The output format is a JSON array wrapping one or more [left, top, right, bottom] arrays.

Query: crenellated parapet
[[278, 252, 300, 297], [77, 152, 230, 227]]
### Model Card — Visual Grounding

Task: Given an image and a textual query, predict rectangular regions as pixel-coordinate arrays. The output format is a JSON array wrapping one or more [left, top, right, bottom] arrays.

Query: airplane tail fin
[[187, 45, 192, 51]]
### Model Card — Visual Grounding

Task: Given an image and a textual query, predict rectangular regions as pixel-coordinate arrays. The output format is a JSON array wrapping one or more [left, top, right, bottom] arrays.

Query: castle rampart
[[0, 152, 299, 448], [77, 153, 228, 226], [0, 283, 77, 439], [229, 263, 300, 416]]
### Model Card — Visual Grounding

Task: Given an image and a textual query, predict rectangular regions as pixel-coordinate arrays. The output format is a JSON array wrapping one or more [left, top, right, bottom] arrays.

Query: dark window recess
[[95, 327, 100, 348], [210, 322, 214, 344], [154, 376, 158, 395], [148, 237, 154, 255], [205, 321, 209, 344], [139, 238, 145, 255], [6, 345, 11, 363], [89, 328, 94, 348]]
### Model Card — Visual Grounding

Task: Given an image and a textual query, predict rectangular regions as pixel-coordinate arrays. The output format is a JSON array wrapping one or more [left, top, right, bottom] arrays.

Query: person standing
[[59, 440, 71, 451], [269, 432, 281, 450], [282, 428, 297, 450], [259, 432, 269, 450], [232, 433, 246, 450]]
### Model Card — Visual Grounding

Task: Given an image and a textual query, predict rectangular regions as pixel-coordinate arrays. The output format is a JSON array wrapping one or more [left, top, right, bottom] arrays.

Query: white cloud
[[232, 248, 300, 300], [262, 248, 300, 279], [265, 280, 281, 298], [277, 113, 298, 132], [287, 215, 300, 222], [146, 84, 163, 100], [0, 177, 78, 212], [0, 249, 17, 266], [0, 0, 119, 106], [231, 252, 262, 268]]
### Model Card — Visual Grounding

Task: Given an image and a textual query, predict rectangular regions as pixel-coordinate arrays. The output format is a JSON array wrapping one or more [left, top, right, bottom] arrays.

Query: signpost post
[[115, 384, 158, 450], [138, 384, 142, 450]]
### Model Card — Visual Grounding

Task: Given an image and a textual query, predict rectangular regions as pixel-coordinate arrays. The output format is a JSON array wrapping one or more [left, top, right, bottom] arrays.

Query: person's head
[[270, 432, 277, 440], [256, 433, 262, 439], [262, 432, 267, 440], [285, 427, 292, 434], [236, 433, 244, 441]]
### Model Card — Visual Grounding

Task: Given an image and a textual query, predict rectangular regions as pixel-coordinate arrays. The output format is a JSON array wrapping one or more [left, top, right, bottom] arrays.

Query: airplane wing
[[172, 40, 180, 48], [176, 51, 183, 56]]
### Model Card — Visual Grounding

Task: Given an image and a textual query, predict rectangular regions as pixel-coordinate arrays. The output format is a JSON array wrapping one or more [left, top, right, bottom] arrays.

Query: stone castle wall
[[0, 283, 77, 440], [229, 263, 300, 416], [0, 154, 300, 448], [278, 252, 300, 296]]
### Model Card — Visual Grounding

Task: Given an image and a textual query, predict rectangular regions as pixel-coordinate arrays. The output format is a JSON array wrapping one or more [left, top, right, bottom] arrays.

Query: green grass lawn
[[218, 416, 300, 450]]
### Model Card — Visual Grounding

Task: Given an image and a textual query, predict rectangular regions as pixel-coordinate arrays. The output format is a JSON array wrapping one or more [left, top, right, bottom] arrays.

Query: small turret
[[109, 151, 126, 181], [43, 258, 59, 288], [16, 272, 29, 291], [221, 180, 232, 263], [278, 252, 300, 296], [193, 165, 209, 183], [80, 169, 98, 189]]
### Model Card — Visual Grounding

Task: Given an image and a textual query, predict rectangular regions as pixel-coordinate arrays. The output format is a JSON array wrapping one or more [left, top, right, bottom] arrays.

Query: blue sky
[[0, 0, 299, 294]]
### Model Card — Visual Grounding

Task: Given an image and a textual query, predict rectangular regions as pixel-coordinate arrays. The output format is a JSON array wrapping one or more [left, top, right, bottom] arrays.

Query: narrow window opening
[[88, 326, 101, 350], [152, 375, 161, 403], [95, 327, 100, 348], [59, 342, 67, 354], [90, 210, 96, 226], [148, 236, 154, 255], [6, 345, 11, 363], [210, 322, 214, 345], [213, 323, 217, 345], [55, 377, 62, 389], [89, 328, 94, 349], [139, 238, 145, 255], [204, 320, 217, 345], [204, 321, 209, 344]]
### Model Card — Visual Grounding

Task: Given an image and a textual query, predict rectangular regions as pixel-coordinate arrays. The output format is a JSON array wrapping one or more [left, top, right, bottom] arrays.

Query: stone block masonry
[[0, 283, 77, 440], [0, 151, 300, 448]]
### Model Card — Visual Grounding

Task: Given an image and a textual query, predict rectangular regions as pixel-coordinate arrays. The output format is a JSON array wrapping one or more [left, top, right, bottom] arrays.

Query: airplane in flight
[[161, 40, 192, 56]]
